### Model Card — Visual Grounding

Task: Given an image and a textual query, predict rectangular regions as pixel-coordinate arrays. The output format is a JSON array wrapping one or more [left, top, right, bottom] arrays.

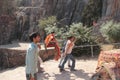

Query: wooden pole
[[91, 45, 94, 57]]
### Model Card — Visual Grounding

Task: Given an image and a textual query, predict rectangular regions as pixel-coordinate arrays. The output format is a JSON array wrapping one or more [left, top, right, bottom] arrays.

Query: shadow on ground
[[38, 69, 91, 80]]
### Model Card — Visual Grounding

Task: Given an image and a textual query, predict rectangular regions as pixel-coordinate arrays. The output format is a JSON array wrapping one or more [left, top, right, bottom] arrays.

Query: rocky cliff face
[[0, 17, 16, 45], [16, 0, 120, 26], [18, 0, 88, 25], [11, 0, 88, 42], [102, 0, 120, 21], [0, 0, 16, 45], [0, 0, 120, 44], [53, 0, 88, 25]]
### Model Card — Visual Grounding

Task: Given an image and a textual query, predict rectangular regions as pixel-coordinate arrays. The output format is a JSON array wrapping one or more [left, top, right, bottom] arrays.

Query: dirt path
[[0, 58, 97, 80]]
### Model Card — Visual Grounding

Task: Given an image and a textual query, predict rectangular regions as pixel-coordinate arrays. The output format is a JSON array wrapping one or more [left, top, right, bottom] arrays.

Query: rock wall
[[15, 0, 120, 36], [18, 0, 88, 26], [0, 15, 16, 45], [0, 48, 25, 69], [13, 0, 88, 42], [54, 0, 88, 25], [0, 0, 120, 44], [0, 47, 55, 70], [102, 0, 120, 21], [0, 0, 17, 45]]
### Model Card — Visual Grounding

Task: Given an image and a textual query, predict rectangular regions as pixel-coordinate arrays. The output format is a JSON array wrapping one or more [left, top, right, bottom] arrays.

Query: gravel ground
[[0, 58, 98, 80]]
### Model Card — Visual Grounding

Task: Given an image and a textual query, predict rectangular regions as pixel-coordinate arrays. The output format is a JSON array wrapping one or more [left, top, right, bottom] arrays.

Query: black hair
[[29, 32, 40, 42]]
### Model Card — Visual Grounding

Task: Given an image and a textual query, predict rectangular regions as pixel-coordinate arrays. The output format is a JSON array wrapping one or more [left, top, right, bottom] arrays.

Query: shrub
[[44, 23, 61, 38], [39, 16, 57, 29], [39, 17, 100, 57], [100, 20, 120, 43], [38, 16, 57, 42], [67, 23, 100, 57]]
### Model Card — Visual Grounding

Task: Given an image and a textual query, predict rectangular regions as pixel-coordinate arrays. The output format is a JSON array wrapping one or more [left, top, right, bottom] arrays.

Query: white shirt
[[65, 40, 74, 54]]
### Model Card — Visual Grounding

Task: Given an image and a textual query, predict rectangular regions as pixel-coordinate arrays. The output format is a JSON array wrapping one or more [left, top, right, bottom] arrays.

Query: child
[[25, 32, 40, 80], [59, 36, 76, 72], [58, 37, 71, 68]]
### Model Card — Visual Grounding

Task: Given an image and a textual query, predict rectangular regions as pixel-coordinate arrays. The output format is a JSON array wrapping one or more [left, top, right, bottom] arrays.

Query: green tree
[[100, 20, 120, 43], [39, 17, 100, 57], [39, 16, 57, 29], [38, 16, 58, 42]]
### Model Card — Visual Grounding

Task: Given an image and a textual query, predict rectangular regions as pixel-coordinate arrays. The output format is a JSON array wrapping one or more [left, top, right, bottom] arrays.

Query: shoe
[[60, 68, 65, 72], [70, 69, 77, 71]]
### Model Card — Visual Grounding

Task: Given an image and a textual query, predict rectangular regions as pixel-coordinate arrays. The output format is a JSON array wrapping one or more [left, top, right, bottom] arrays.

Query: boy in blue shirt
[[25, 32, 40, 80]]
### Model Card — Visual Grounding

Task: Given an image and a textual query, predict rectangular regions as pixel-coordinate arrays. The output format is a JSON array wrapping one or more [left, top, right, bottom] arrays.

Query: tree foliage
[[39, 16, 57, 29], [100, 20, 120, 43], [43, 19, 100, 56], [66, 23, 99, 57]]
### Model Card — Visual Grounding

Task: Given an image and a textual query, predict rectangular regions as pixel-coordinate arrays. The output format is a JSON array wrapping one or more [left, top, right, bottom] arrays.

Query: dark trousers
[[60, 54, 75, 70], [59, 54, 70, 67], [26, 73, 37, 80]]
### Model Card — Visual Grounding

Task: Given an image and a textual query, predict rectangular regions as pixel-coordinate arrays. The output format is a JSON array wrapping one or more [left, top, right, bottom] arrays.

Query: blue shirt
[[25, 42, 39, 78]]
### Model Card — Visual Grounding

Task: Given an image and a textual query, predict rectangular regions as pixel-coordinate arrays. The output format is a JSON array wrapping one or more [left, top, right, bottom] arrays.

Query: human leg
[[38, 59, 44, 73], [69, 54, 76, 71], [68, 59, 71, 67], [58, 54, 65, 68], [60, 55, 68, 69]]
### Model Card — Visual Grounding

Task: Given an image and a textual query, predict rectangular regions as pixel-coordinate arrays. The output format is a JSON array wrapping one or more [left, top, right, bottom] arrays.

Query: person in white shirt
[[59, 36, 76, 72], [58, 38, 71, 68]]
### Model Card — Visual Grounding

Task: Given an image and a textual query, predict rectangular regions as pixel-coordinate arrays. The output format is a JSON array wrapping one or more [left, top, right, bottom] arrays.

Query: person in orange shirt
[[45, 32, 61, 61]]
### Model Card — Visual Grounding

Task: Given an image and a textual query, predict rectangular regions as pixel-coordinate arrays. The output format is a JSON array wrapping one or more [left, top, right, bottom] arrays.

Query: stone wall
[[0, 48, 25, 69], [39, 47, 56, 61], [0, 47, 55, 70]]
